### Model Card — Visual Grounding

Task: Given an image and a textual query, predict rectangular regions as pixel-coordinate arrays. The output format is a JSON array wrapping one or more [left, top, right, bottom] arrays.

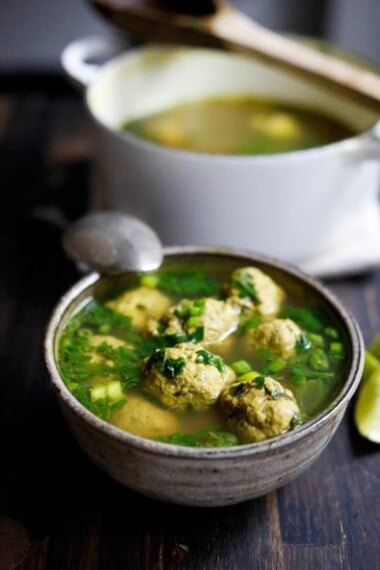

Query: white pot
[[62, 37, 380, 263]]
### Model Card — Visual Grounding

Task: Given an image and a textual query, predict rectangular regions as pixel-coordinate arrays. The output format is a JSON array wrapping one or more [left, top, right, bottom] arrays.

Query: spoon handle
[[91, 0, 380, 112], [209, 5, 380, 112]]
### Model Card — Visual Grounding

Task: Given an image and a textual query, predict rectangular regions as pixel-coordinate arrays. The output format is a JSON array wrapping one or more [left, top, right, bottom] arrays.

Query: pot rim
[[85, 44, 378, 164], [44, 245, 364, 459]]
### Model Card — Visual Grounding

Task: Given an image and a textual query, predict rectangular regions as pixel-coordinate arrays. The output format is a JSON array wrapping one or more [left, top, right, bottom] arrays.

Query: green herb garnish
[[233, 274, 258, 301], [309, 348, 330, 371], [231, 360, 252, 375], [239, 314, 262, 332], [156, 426, 239, 447], [142, 270, 218, 296], [196, 349, 225, 372], [146, 349, 186, 381], [254, 376, 266, 389], [291, 411, 309, 428], [280, 307, 325, 333], [296, 333, 311, 351]]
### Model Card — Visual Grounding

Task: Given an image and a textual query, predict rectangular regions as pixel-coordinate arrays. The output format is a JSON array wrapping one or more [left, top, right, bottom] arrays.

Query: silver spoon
[[62, 211, 163, 274]]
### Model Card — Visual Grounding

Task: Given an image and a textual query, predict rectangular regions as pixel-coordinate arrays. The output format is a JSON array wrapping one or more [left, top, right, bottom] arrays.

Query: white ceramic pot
[[62, 38, 380, 263]]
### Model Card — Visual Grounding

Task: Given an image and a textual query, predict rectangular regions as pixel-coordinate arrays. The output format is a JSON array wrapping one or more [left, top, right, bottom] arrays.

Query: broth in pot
[[122, 96, 354, 155]]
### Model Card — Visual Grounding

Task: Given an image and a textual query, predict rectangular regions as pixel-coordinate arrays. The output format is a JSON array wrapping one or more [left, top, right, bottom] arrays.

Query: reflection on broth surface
[[58, 254, 348, 447], [122, 96, 354, 155]]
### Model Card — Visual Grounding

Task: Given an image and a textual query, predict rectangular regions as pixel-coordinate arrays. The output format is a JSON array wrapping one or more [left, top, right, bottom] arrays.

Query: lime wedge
[[369, 334, 380, 360], [354, 370, 380, 444], [363, 351, 380, 383]]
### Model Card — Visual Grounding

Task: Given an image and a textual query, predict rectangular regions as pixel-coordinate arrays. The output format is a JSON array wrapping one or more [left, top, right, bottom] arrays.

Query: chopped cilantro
[[145, 349, 186, 381], [296, 333, 311, 352], [147, 270, 218, 296], [81, 301, 133, 334], [196, 349, 225, 372], [233, 274, 258, 301], [291, 411, 308, 428], [156, 426, 239, 447], [164, 326, 204, 345], [280, 307, 325, 333], [239, 314, 262, 332], [290, 366, 334, 385], [254, 375, 266, 389]]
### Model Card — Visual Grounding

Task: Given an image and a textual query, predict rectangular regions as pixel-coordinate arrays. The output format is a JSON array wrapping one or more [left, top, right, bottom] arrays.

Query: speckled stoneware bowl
[[44, 247, 363, 507]]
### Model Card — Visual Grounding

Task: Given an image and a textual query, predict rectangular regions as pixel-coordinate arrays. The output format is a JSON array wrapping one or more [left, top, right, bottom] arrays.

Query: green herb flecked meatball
[[149, 297, 239, 344], [227, 267, 285, 316], [219, 376, 300, 442], [248, 318, 302, 358], [143, 343, 235, 410]]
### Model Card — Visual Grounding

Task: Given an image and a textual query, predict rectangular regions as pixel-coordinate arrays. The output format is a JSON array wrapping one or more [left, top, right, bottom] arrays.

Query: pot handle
[[346, 121, 380, 162], [61, 36, 125, 90]]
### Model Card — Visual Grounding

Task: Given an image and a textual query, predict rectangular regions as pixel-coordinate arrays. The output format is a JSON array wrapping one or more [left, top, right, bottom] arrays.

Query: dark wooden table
[[0, 83, 379, 570]]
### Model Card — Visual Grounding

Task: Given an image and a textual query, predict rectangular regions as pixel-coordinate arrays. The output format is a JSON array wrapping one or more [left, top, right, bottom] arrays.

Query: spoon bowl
[[63, 211, 163, 274]]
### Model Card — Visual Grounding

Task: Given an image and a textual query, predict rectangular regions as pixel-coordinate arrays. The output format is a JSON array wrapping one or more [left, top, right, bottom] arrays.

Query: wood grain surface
[[0, 87, 379, 570]]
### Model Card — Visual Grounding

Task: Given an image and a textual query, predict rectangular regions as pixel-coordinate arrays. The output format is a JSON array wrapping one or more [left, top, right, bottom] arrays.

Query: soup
[[122, 96, 354, 155], [58, 254, 348, 447]]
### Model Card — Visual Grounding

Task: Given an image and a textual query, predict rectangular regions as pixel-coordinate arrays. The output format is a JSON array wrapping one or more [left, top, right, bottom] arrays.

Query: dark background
[[0, 0, 379, 74]]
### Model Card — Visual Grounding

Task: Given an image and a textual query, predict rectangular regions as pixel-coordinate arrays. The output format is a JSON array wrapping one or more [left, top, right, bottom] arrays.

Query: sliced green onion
[[330, 342, 345, 359], [324, 327, 339, 339], [90, 380, 123, 403], [308, 333, 324, 348], [140, 274, 159, 289], [231, 360, 252, 375], [239, 371, 260, 382], [267, 358, 286, 373], [187, 316, 201, 329], [309, 348, 330, 371]]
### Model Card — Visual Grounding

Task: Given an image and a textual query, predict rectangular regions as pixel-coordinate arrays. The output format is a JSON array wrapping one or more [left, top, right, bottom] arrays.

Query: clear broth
[[58, 254, 349, 446], [122, 97, 354, 155]]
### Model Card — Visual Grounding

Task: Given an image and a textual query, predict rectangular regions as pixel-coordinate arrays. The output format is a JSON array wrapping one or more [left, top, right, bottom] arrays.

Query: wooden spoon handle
[[209, 5, 380, 111], [90, 0, 380, 111]]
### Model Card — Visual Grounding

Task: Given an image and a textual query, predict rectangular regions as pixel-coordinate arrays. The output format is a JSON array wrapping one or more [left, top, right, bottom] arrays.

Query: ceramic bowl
[[44, 247, 363, 506]]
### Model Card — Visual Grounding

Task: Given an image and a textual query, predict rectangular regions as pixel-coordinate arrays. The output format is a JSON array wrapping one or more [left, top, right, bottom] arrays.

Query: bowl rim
[[44, 245, 364, 459], [85, 44, 377, 163]]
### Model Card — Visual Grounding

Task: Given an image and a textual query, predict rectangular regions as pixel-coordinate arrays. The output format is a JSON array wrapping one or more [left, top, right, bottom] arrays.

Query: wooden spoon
[[89, 0, 380, 112]]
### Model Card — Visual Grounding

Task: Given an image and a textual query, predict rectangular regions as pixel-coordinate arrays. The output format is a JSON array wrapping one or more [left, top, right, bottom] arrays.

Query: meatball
[[111, 393, 180, 439], [107, 286, 171, 330], [219, 376, 300, 443], [227, 267, 284, 316], [248, 318, 302, 358], [143, 343, 235, 410], [149, 298, 239, 344]]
